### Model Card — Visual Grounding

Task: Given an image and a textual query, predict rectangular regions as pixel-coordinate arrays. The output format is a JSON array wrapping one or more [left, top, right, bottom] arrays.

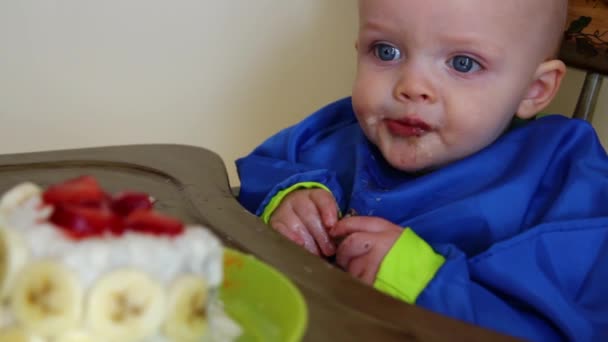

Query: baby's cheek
[[448, 121, 505, 158], [353, 110, 381, 143]]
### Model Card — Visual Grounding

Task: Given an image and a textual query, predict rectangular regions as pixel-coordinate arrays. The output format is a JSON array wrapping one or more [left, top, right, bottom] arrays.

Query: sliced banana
[[163, 275, 209, 341], [55, 330, 102, 342], [86, 269, 165, 342], [0, 183, 42, 214], [10, 261, 83, 338], [0, 227, 29, 301]]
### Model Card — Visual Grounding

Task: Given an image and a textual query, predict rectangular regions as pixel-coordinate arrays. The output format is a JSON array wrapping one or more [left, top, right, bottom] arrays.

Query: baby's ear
[[516, 60, 566, 119]]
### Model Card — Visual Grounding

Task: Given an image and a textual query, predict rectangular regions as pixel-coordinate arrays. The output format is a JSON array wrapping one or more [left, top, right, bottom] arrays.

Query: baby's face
[[352, 0, 559, 172]]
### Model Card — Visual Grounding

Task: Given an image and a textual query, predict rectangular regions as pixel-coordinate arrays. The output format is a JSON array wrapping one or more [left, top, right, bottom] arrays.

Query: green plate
[[219, 249, 308, 342]]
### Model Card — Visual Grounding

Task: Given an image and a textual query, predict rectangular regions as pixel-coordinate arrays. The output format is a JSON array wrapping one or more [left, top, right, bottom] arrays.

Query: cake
[[0, 176, 241, 341]]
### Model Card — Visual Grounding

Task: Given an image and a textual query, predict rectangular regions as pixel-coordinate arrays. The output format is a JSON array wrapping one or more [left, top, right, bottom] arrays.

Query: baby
[[237, 0, 607, 340]]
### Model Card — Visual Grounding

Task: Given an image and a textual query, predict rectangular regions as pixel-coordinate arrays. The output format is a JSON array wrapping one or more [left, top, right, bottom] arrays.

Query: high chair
[[560, 0, 608, 122]]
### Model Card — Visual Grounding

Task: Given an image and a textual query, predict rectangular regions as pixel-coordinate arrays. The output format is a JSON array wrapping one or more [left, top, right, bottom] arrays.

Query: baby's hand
[[269, 189, 338, 256], [330, 216, 402, 285]]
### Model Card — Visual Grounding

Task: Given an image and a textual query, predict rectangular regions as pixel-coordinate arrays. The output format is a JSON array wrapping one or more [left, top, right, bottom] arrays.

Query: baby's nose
[[393, 69, 436, 103]]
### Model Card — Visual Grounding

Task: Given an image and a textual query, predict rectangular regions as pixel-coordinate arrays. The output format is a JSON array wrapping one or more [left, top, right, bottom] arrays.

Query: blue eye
[[449, 55, 482, 73], [374, 43, 401, 61]]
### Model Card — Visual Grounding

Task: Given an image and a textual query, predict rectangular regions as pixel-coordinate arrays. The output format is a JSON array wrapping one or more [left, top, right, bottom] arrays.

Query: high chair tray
[[0, 144, 515, 342]]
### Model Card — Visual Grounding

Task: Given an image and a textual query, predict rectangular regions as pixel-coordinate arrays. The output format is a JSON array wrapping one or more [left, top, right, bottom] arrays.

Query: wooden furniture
[[0, 145, 516, 342], [560, 0, 608, 121]]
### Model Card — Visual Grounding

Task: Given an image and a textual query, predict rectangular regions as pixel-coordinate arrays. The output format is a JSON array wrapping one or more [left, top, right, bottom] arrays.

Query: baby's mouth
[[384, 117, 432, 137]]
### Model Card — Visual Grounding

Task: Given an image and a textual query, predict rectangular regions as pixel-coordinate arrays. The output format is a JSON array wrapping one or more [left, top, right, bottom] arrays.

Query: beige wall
[[586, 75, 608, 147], [0, 1, 606, 187], [0, 1, 357, 186], [544, 68, 608, 148]]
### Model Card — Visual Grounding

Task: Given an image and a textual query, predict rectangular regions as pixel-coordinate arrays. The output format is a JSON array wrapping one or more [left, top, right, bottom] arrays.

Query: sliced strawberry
[[50, 204, 118, 239], [43, 176, 108, 207], [107, 219, 126, 236], [124, 209, 184, 236], [111, 192, 153, 217]]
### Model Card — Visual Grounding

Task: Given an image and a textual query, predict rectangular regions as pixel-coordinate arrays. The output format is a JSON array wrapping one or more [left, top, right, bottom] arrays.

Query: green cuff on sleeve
[[373, 228, 445, 304], [260, 182, 332, 224]]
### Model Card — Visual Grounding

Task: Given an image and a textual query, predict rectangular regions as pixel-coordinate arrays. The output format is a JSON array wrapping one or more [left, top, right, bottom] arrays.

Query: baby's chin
[[382, 153, 439, 174]]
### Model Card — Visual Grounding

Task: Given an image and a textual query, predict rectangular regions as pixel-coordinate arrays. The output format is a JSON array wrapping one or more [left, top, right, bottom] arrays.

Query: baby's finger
[[346, 256, 367, 279], [293, 200, 336, 256], [348, 253, 378, 285], [360, 259, 380, 285], [271, 209, 320, 256], [330, 216, 389, 238], [270, 221, 305, 247], [335, 232, 373, 270], [299, 227, 322, 256], [310, 190, 338, 228], [346, 256, 378, 286]]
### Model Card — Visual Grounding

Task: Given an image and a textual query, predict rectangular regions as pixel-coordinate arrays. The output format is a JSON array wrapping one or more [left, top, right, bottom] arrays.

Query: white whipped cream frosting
[[2, 195, 224, 290]]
